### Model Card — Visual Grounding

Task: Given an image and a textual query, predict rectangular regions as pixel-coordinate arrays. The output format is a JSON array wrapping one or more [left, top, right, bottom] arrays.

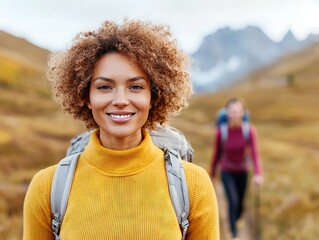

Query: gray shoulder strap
[[220, 123, 228, 143], [51, 153, 80, 240], [164, 148, 190, 240], [66, 131, 91, 156], [242, 122, 250, 141]]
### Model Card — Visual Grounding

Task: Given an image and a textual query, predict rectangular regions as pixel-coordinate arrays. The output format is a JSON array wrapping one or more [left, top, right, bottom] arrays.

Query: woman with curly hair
[[23, 19, 219, 239]]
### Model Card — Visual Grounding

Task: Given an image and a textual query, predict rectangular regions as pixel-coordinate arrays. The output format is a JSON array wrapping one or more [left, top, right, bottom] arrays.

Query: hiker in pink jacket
[[210, 98, 263, 240]]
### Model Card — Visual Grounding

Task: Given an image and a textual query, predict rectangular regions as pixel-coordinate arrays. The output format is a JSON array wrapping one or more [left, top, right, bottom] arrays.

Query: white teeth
[[109, 114, 132, 119]]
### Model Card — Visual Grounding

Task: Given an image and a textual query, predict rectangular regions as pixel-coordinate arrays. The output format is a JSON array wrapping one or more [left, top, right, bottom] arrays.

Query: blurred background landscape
[[1, 0, 319, 239], [1, 27, 319, 240]]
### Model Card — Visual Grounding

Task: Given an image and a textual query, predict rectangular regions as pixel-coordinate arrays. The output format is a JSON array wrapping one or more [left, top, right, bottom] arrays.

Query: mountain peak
[[191, 26, 316, 92], [281, 30, 296, 43], [216, 26, 232, 33]]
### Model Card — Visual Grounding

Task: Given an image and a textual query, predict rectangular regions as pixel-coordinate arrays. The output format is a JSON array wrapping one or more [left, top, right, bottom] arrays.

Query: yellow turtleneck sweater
[[23, 130, 219, 239]]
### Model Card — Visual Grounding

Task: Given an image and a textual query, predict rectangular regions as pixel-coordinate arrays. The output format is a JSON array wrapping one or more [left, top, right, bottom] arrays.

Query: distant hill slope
[[238, 41, 319, 89], [0, 31, 49, 70], [0, 31, 51, 98]]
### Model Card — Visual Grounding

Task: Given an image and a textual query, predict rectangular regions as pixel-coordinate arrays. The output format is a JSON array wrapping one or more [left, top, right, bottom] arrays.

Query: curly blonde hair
[[47, 19, 193, 129]]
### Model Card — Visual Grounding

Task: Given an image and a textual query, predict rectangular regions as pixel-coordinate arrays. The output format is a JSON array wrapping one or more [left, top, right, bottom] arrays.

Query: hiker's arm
[[210, 128, 222, 177], [249, 126, 263, 176], [186, 165, 220, 239], [23, 169, 55, 240]]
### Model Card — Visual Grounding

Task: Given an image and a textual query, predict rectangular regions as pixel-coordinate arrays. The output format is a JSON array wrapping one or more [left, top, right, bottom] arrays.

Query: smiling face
[[88, 52, 152, 149]]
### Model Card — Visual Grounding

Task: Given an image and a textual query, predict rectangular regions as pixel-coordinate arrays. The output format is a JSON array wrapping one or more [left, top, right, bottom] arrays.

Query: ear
[[149, 99, 152, 110], [87, 101, 92, 109]]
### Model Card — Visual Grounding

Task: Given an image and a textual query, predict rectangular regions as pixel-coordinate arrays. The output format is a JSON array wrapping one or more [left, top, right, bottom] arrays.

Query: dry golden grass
[[0, 112, 85, 240], [0, 54, 50, 97]]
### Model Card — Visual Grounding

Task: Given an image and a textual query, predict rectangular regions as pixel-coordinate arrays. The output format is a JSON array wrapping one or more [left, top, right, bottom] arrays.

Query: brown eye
[[97, 85, 112, 90], [130, 84, 143, 90]]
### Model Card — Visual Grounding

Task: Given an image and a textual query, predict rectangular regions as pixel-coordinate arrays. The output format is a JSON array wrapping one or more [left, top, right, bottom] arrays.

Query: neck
[[99, 129, 143, 150], [228, 120, 242, 128], [82, 129, 161, 176]]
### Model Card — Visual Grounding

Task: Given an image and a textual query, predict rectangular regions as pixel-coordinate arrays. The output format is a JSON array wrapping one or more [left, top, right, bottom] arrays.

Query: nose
[[112, 88, 129, 107]]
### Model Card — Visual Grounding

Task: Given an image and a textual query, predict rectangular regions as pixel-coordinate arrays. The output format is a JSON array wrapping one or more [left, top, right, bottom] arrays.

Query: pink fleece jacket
[[211, 125, 262, 177]]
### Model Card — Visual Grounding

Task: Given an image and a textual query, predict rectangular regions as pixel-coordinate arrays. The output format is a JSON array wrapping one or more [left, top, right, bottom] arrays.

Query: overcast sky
[[1, 0, 319, 54]]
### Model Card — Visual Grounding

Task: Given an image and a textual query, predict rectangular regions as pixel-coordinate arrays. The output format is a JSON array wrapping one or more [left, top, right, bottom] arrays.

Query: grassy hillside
[[0, 32, 318, 239], [0, 33, 85, 239], [171, 42, 319, 239]]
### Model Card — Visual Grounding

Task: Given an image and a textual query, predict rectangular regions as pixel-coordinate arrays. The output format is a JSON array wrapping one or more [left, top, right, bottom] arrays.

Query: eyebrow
[[93, 76, 148, 82]]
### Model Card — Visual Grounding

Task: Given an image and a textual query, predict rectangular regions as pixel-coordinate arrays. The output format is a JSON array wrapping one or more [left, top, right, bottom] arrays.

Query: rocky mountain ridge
[[191, 26, 319, 92]]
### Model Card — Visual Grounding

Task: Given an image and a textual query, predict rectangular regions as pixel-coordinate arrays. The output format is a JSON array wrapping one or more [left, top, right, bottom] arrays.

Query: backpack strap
[[50, 153, 80, 240], [164, 148, 190, 240], [242, 122, 250, 141], [66, 131, 91, 155], [220, 123, 228, 143]]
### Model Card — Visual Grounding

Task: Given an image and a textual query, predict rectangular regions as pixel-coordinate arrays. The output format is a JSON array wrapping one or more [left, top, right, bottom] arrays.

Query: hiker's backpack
[[216, 107, 250, 143], [51, 125, 193, 240]]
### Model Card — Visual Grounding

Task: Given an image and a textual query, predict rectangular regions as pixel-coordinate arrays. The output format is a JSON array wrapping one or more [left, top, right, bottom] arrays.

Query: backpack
[[50, 125, 194, 240], [216, 107, 250, 143]]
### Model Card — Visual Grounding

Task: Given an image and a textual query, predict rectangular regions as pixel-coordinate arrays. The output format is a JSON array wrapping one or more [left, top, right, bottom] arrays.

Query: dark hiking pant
[[221, 170, 248, 238]]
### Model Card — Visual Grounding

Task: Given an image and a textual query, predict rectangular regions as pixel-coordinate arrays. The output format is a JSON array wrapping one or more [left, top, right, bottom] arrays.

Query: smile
[[108, 113, 134, 119]]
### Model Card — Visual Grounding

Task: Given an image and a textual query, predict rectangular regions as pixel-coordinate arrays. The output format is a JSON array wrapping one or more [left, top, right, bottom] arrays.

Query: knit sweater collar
[[82, 129, 161, 176]]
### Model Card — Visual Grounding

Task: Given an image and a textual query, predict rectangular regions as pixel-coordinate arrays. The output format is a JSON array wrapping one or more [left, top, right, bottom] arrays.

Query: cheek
[[136, 95, 152, 112], [139, 90, 152, 109], [140, 98, 152, 111], [89, 91, 111, 109]]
